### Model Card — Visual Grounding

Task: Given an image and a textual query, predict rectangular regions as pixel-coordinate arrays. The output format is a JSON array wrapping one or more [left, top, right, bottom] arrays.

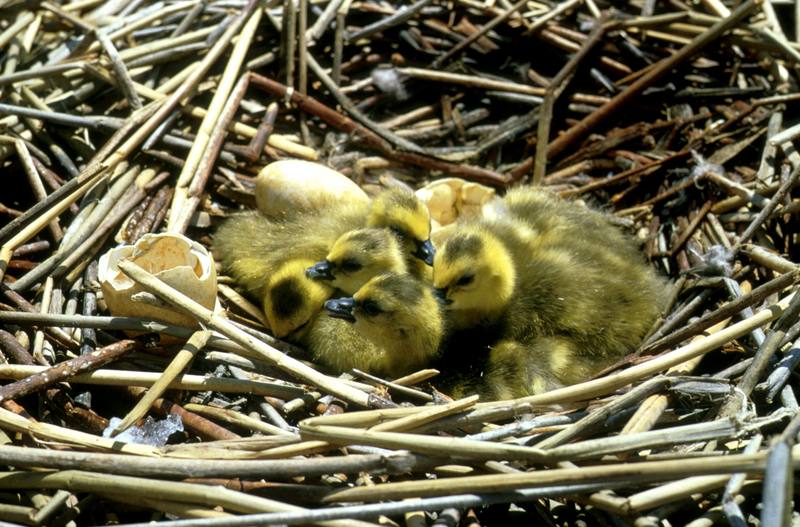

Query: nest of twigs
[[0, 0, 799, 525]]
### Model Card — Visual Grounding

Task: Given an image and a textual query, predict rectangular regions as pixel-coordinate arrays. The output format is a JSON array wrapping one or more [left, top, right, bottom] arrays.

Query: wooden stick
[[117, 260, 375, 408], [0, 470, 380, 527], [547, 0, 762, 158], [0, 340, 139, 403], [110, 330, 211, 436], [324, 448, 794, 503], [499, 290, 793, 408], [0, 364, 305, 398]]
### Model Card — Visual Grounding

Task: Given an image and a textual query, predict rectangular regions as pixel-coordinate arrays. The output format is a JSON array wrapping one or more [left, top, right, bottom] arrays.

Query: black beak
[[414, 239, 435, 266], [434, 287, 452, 305], [325, 297, 356, 322], [306, 260, 335, 281]]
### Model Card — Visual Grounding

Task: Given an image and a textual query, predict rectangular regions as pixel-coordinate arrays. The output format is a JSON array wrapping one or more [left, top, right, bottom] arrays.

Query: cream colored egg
[[255, 160, 369, 218]]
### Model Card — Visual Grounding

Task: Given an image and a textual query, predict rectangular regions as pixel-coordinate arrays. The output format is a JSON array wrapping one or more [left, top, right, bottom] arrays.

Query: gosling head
[[306, 228, 408, 295], [263, 259, 333, 338], [432, 227, 516, 319], [367, 188, 435, 265], [324, 273, 444, 369]]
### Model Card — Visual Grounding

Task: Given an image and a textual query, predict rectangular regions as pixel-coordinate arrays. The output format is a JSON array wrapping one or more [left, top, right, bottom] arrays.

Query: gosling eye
[[340, 258, 363, 273], [360, 300, 383, 317], [455, 274, 474, 287]]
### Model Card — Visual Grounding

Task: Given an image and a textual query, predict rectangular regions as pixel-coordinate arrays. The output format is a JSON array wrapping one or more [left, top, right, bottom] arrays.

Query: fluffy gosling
[[433, 193, 667, 397], [320, 273, 445, 376]]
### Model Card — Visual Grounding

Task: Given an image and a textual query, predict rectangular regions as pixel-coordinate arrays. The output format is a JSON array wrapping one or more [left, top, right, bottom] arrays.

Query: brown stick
[[0, 330, 36, 366], [643, 270, 800, 355], [0, 340, 140, 403], [666, 201, 713, 257], [1, 286, 78, 351], [546, 0, 762, 159], [125, 387, 240, 441], [532, 16, 606, 184], [431, 0, 530, 68], [248, 73, 510, 187]]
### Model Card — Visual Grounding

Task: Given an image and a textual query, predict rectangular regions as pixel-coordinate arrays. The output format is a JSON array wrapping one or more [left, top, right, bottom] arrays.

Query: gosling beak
[[325, 297, 356, 322], [414, 239, 435, 266], [306, 260, 335, 281], [434, 287, 452, 305]]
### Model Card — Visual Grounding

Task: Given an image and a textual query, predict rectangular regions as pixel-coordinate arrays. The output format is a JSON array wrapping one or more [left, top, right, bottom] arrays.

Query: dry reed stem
[[0, 406, 158, 456], [0, 364, 305, 398], [167, 5, 262, 231], [623, 318, 732, 434], [0, 339, 139, 403], [0, 0, 794, 523], [0, 470, 380, 527], [11, 163, 142, 292], [0, 311, 296, 355], [182, 403, 296, 437], [643, 271, 797, 355], [0, 443, 416, 477], [532, 14, 606, 183], [0, 171, 105, 283], [117, 259, 375, 408], [100, 492, 231, 519], [500, 291, 793, 407], [300, 425, 549, 462], [547, 0, 762, 158], [325, 446, 797, 503], [111, 330, 212, 436]]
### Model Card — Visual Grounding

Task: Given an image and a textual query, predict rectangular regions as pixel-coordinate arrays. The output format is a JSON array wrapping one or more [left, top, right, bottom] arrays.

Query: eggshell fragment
[[458, 203, 484, 219], [416, 177, 498, 234], [461, 182, 495, 206], [255, 160, 369, 218], [98, 233, 217, 328], [417, 183, 457, 225]]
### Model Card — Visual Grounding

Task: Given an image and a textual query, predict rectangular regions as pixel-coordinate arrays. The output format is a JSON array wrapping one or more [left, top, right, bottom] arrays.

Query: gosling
[[214, 201, 365, 337], [306, 187, 435, 284], [433, 192, 667, 397], [214, 187, 434, 338], [320, 273, 445, 376], [305, 227, 409, 295]]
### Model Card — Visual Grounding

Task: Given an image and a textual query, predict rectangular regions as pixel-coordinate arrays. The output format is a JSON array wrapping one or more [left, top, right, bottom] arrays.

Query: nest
[[0, 0, 798, 525]]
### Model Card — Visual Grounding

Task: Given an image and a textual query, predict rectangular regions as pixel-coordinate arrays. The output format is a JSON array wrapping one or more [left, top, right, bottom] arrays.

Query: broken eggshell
[[415, 178, 499, 233], [255, 159, 370, 218], [98, 233, 217, 328]]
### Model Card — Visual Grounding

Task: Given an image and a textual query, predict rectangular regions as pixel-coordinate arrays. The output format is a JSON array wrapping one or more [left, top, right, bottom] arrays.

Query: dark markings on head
[[382, 188, 420, 211], [364, 274, 424, 307], [270, 278, 304, 318], [347, 229, 387, 253], [444, 234, 483, 263]]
